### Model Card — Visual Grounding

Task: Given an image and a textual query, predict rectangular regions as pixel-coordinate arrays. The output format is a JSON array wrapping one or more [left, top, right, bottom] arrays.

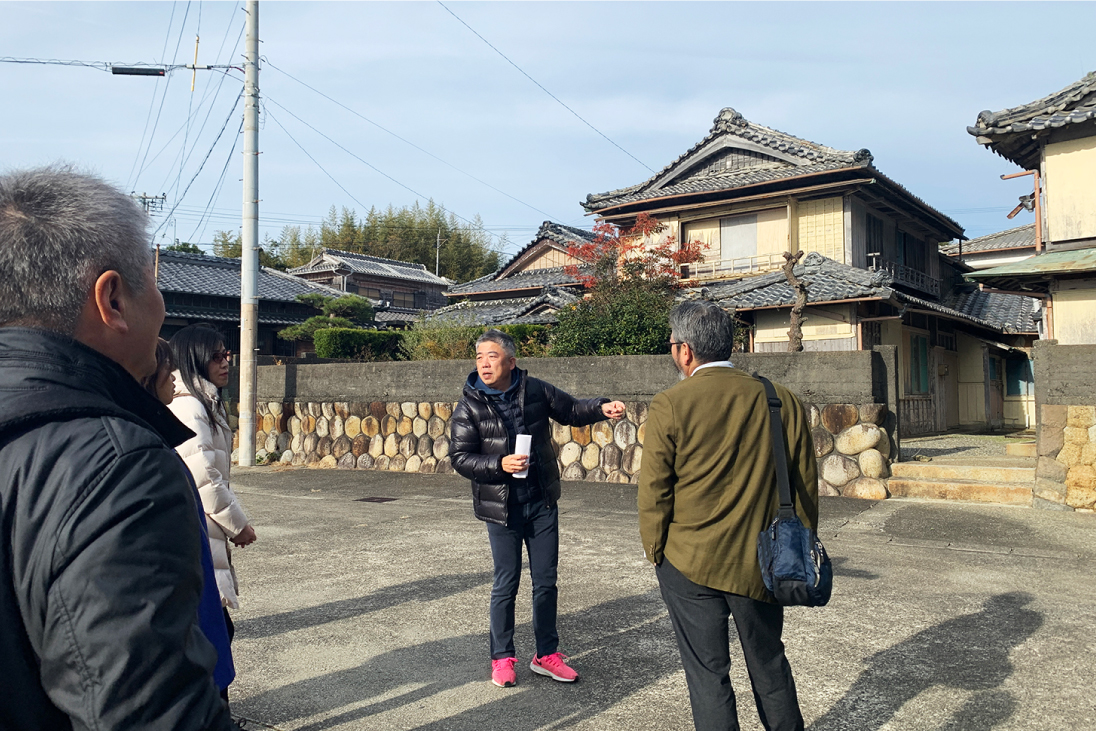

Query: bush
[[551, 286, 673, 356], [400, 316, 551, 360], [313, 328, 405, 360]]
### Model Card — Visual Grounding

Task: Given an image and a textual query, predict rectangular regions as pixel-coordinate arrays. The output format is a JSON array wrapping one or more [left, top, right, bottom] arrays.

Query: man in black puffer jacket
[[451, 329, 625, 689], [0, 167, 231, 731]]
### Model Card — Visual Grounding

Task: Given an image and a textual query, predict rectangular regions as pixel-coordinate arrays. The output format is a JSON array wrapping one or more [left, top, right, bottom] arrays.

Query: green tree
[[550, 214, 705, 356], [277, 293, 374, 342], [212, 230, 241, 258], [163, 241, 203, 254]]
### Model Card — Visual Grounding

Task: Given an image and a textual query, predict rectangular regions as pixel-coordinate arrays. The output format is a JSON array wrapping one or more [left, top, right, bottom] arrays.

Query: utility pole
[[436, 228, 441, 276], [238, 0, 260, 468]]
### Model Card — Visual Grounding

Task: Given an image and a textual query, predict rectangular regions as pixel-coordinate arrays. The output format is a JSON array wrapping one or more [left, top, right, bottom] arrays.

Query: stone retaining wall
[[1033, 341, 1096, 511], [238, 397, 894, 497], [1034, 405, 1096, 511]]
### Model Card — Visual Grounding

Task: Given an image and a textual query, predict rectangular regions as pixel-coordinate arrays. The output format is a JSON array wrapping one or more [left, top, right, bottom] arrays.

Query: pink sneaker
[[530, 652, 579, 682], [491, 656, 518, 687]]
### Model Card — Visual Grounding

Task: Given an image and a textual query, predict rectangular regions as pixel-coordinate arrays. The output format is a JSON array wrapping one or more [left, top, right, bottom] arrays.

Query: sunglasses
[[211, 350, 233, 364]]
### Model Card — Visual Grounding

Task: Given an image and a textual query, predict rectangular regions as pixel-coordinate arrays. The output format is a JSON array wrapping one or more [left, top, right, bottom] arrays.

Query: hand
[[501, 454, 529, 474], [602, 401, 626, 419], [231, 524, 257, 547]]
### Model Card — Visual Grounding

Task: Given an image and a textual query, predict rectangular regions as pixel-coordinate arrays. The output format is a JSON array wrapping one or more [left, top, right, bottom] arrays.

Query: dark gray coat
[[450, 368, 608, 525], [0, 328, 230, 731]]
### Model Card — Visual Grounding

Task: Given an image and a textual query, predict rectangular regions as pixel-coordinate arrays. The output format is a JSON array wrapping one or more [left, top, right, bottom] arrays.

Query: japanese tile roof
[[898, 289, 1038, 335], [162, 305, 307, 327], [288, 248, 450, 286], [374, 307, 422, 324], [969, 71, 1096, 168], [940, 223, 1035, 256], [693, 251, 1036, 334], [429, 286, 580, 326], [584, 107, 870, 212], [157, 251, 344, 302], [697, 252, 895, 309], [447, 265, 582, 295]]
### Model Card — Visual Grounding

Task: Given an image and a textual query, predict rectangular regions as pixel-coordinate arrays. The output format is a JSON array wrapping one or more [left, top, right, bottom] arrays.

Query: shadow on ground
[[810, 592, 1043, 731], [236, 589, 679, 730], [235, 572, 494, 640]]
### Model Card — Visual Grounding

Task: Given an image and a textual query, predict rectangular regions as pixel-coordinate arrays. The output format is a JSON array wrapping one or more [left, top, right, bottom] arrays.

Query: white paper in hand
[[514, 434, 532, 479]]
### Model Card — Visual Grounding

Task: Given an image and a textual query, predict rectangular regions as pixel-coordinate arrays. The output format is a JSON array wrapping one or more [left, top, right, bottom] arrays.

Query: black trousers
[[657, 559, 804, 731]]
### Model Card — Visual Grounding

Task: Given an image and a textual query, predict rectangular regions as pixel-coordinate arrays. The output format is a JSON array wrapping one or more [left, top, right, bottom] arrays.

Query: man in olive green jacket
[[639, 300, 818, 731]]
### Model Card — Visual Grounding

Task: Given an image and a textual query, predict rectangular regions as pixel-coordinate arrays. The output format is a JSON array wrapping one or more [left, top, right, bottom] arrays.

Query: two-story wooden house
[[967, 71, 1096, 345], [288, 249, 451, 327], [583, 108, 1040, 435], [430, 221, 592, 324]]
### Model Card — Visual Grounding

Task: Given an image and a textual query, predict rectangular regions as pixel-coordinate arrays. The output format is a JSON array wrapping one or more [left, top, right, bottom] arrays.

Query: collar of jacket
[[0, 326, 195, 448], [172, 369, 230, 428], [463, 366, 528, 404], [474, 368, 522, 399]]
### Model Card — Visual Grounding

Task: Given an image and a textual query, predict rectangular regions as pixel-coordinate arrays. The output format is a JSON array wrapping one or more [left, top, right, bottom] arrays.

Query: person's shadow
[[811, 592, 1042, 731], [235, 589, 681, 731]]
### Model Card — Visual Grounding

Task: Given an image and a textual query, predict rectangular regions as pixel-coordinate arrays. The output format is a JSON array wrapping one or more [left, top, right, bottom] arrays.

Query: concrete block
[[1041, 404, 1068, 431], [1033, 495, 1074, 511]]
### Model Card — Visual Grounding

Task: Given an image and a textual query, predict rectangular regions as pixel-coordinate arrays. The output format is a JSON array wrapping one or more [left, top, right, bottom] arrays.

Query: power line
[[188, 101, 243, 243], [262, 58, 564, 222], [151, 86, 244, 241], [262, 95, 516, 250], [437, 1, 654, 174]]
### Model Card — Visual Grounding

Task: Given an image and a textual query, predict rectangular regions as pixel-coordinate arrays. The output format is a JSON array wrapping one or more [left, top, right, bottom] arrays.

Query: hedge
[[313, 328, 405, 360]]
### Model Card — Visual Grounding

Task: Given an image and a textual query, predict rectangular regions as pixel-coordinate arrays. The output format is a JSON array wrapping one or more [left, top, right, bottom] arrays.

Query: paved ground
[[226, 467, 1096, 731]]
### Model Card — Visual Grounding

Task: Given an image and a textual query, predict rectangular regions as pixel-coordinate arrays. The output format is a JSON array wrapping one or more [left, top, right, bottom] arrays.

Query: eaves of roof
[[941, 223, 1035, 256], [966, 248, 1096, 280]]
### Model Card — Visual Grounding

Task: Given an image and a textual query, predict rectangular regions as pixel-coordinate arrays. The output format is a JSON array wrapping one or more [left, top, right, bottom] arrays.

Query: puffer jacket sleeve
[[169, 395, 249, 538], [38, 439, 231, 731], [449, 398, 507, 482], [540, 380, 609, 428]]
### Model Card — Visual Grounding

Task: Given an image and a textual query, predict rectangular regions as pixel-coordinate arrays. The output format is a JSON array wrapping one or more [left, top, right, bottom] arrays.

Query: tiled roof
[[374, 307, 422, 324], [697, 252, 895, 309], [969, 71, 1096, 167], [288, 248, 450, 286], [941, 224, 1035, 256], [584, 107, 869, 212], [493, 220, 596, 275], [899, 289, 1038, 335], [163, 305, 307, 327], [157, 251, 344, 302], [970, 71, 1096, 137], [429, 286, 580, 326], [448, 265, 581, 295], [694, 252, 1036, 334]]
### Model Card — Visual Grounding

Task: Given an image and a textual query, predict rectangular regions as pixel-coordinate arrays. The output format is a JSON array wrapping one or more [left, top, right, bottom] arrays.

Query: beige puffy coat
[[169, 371, 248, 609]]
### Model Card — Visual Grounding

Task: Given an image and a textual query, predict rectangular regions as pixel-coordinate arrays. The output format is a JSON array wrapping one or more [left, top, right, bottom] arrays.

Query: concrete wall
[[1032, 341, 1096, 511]]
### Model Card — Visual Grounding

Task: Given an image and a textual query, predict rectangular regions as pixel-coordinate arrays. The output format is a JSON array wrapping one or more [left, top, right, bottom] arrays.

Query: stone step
[[1006, 441, 1037, 457], [886, 478, 1032, 506], [889, 462, 1035, 484]]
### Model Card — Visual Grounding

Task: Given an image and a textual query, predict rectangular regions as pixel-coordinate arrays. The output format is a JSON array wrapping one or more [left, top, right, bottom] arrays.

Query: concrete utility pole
[[238, 0, 260, 467]]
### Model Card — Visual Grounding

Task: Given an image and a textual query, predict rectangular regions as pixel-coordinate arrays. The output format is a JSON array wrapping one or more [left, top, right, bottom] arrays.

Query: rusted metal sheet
[[967, 248, 1096, 278]]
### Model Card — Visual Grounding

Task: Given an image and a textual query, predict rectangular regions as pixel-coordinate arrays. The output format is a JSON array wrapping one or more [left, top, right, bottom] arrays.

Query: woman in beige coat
[[168, 324, 256, 624]]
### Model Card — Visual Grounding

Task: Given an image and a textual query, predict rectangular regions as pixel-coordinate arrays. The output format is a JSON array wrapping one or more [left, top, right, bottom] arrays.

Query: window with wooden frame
[[908, 333, 930, 394]]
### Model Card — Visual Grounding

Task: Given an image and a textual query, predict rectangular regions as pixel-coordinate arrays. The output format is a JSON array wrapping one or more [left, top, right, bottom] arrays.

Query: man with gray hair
[[450, 328, 625, 689], [0, 166, 232, 730], [639, 300, 818, 731]]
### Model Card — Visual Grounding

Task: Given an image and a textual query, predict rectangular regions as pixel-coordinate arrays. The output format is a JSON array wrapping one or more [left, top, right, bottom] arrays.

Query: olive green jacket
[[638, 365, 818, 602]]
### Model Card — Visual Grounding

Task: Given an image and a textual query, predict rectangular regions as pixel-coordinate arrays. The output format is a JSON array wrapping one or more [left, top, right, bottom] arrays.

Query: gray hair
[[668, 301, 735, 363], [0, 165, 152, 333], [475, 328, 516, 358]]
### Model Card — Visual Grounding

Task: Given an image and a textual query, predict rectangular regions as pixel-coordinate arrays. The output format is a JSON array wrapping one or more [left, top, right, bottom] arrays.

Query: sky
[[2, 1, 1095, 262]]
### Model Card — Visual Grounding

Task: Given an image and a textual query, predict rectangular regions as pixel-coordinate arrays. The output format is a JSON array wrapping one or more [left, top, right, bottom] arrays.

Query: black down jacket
[[0, 328, 231, 731], [450, 368, 608, 525]]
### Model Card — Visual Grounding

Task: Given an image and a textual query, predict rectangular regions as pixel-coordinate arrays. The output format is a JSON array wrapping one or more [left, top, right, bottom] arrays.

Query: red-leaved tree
[[563, 213, 706, 290]]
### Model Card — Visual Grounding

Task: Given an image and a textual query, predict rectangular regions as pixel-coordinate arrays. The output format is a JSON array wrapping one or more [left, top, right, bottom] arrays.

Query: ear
[[90, 270, 130, 335]]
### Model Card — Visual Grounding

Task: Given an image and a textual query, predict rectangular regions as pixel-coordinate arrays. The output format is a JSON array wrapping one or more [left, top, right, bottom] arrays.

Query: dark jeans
[[657, 559, 804, 731], [220, 608, 234, 702], [485, 500, 559, 660]]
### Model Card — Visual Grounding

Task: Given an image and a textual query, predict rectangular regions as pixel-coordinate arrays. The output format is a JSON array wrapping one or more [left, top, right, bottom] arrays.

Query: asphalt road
[[225, 467, 1096, 731]]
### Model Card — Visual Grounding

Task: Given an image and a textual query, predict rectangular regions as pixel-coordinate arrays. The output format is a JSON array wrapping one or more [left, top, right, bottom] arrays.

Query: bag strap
[[754, 374, 796, 520]]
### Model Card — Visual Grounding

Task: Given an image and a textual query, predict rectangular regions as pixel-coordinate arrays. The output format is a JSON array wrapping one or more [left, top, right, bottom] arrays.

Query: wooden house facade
[[583, 108, 1040, 436]]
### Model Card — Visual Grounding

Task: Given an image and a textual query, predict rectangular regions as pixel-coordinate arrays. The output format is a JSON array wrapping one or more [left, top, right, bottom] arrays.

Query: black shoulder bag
[[754, 375, 833, 607]]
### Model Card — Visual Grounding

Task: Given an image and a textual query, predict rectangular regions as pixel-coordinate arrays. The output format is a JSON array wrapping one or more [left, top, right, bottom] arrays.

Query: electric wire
[[188, 110, 242, 244], [126, 0, 178, 189], [437, 1, 654, 174], [262, 59, 563, 223], [262, 95, 515, 250], [133, 1, 193, 189], [150, 85, 244, 242]]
